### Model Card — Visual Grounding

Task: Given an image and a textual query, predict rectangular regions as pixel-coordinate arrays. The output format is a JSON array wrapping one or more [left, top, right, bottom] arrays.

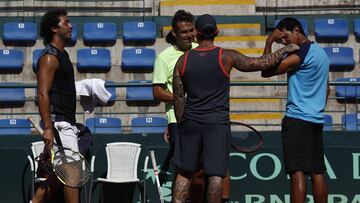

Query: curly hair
[[165, 10, 194, 45], [40, 9, 68, 44]]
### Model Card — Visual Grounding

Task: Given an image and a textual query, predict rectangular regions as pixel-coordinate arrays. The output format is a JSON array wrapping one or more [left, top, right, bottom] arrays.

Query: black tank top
[[181, 46, 230, 124], [37, 44, 76, 124]]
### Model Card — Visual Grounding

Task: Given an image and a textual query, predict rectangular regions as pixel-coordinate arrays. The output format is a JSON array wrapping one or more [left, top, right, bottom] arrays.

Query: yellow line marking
[[163, 24, 260, 31], [160, 0, 255, 6], [215, 36, 267, 42], [235, 48, 263, 54], [230, 113, 283, 120], [230, 98, 281, 103]]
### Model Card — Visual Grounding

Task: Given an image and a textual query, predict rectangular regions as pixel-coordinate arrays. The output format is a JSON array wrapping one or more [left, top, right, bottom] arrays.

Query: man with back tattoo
[[172, 14, 299, 203]]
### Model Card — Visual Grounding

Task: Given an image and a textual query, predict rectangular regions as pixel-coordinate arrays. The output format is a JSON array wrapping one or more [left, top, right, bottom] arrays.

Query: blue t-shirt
[[285, 42, 330, 124]]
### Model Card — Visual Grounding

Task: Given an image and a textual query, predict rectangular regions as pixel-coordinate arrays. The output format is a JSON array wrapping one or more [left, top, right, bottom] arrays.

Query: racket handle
[[149, 150, 158, 172], [144, 156, 149, 173], [27, 116, 44, 135]]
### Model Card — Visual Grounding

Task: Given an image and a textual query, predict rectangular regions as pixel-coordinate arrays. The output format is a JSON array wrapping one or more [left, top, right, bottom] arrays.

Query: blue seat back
[[355, 19, 360, 39], [335, 77, 360, 100], [315, 18, 348, 41], [275, 18, 308, 36], [123, 21, 156, 43], [83, 22, 117, 44], [3, 22, 37, 46], [126, 80, 154, 101], [121, 48, 155, 71], [0, 118, 31, 135], [77, 48, 111, 73], [86, 117, 122, 134], [342, 114, 360, 131], [323, 114, 333, 131], [0, 49, 23, 73], [0, 83, 25, 107], [131, 116, 167, 133], [323, 47, 354, 70]]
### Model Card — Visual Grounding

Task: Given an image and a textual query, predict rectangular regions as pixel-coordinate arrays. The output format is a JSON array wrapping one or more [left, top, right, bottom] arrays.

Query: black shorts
[[173, 119, 231, 177], [281, 116, 326, 174]]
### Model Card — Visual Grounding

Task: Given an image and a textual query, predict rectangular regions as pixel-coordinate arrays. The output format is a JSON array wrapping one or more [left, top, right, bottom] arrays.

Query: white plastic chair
[[89, 142, 149, 203], [27, 141, 46, 199]]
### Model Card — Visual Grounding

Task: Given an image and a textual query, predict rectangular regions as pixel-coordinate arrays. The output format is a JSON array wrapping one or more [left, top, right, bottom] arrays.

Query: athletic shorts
[[168, 123, 178, 149], [53, 121, 80, 155], [281, 116, 326, 174], [173, 119, 231, 177]]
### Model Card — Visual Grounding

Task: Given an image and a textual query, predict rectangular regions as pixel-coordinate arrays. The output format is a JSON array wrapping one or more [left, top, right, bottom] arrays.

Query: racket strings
[[53, 151, 90, 187]]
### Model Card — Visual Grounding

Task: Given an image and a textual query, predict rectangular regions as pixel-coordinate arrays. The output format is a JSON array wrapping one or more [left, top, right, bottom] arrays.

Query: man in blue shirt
[[262, 17, 330, 203]]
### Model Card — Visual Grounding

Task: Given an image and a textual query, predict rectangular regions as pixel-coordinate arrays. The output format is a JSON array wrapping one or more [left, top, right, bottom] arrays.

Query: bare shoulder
[[38, 54, 59, 70]]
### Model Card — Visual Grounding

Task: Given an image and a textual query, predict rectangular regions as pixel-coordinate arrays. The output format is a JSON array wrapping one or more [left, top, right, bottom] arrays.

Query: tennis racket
[[230, 121, 264, 153], [149, 150, 165, 203], [27, 117, 90, 188]]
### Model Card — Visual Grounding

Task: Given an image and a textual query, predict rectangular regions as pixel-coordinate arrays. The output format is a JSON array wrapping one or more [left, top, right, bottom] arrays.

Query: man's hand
[[267, 29, 285, 44], [43, 128, 55, 148]]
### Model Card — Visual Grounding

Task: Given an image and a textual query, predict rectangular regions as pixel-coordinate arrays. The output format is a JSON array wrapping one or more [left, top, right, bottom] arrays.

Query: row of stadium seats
[[0, 116, 167, 135], [0, 46, 358, 74], [3, 18, 360, 47], [0, 114, 358, 134], [0, 48, 155, 73], [0, 77, 358, 107], [0, 80, 155, 107], [2, 21, 156, 46]]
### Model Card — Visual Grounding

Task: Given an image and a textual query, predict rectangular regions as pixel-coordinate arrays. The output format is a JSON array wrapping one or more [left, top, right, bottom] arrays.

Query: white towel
[[75, 78, 112, 113]]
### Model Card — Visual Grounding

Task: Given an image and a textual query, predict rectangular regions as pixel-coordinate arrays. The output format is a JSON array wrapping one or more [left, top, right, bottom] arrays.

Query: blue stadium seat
[[32, 49, 43, 73], [3, 22, 37, 46], [275, 18, 308, 36], [335, 77, 360, 100], [342, 113, 360, 131], [126, 80, 154, 101], [123, 21, 156, 44], [0, 49, 24, 74], [0, 83, 25, 107], [0, 118, 31, 135], [121, 48, 155, 72], [131, 116, 167, 133], [85, 117, 122, 134], [315, 18, 348, 42], [323, 47, 355, 71], [83, 22, 117, 45], [323, 114, 333, 131], [77, 48, 111, 73], [355, 19, 360, 41]]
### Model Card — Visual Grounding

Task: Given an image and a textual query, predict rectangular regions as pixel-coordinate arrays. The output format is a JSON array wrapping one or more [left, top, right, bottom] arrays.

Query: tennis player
[[262, 17, 330, 203], [172, 14, 299, 203], [32, 9, 80, 203]]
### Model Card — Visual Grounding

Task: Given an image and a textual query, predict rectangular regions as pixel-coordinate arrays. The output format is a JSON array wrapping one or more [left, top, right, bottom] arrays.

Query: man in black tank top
[[32, 9, 79, 203], [172, 14, 300, 203]]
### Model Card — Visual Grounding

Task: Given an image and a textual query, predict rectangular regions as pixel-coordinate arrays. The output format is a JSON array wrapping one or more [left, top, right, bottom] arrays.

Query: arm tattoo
[[231, 43, 299, 72], [173, 74, 185, 123], [173, 56, 185, 123]]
